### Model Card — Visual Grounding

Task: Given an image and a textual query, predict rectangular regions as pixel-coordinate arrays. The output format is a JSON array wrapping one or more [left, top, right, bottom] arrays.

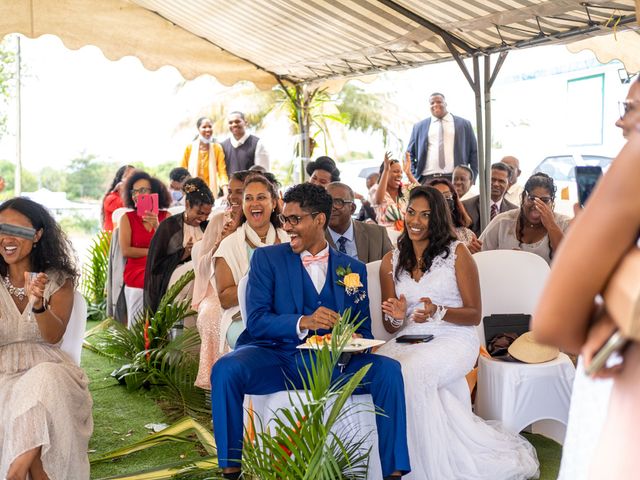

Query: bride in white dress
[[376, 186, 539, 480]]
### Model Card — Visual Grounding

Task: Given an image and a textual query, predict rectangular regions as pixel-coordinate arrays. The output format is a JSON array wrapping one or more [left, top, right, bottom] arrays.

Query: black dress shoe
[[222, 472, 242, 480]]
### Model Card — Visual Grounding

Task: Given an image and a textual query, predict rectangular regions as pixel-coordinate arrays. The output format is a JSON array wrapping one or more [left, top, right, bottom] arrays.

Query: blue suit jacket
[[407, 115, 478, 180], [238, 243, 372, 350]]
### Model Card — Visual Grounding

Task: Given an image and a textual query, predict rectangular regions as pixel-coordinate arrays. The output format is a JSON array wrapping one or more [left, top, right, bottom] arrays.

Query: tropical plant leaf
[[240, 310, 376, 479], [81, 230, 111, 322], [91, 417, 216, 463]]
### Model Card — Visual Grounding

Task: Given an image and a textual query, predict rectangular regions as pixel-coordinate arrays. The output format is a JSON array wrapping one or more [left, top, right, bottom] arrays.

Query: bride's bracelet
[[385, 313, 404, 328], [429, 304, 447, 323]]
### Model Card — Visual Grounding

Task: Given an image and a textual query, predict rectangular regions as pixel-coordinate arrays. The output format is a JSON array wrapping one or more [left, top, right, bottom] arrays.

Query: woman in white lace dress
[[0, 198, 92, 479], [376, 186, 539, 480]]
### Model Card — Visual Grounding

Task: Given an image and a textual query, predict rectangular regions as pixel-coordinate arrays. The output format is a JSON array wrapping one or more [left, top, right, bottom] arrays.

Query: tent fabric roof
[[567, 29, 640, 72], [2, 0, 638, 88]]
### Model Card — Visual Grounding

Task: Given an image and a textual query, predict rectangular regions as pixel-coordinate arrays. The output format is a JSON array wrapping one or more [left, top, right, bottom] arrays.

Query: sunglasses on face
[[131, 187, 152, 195], [526, 194, 553, 204]]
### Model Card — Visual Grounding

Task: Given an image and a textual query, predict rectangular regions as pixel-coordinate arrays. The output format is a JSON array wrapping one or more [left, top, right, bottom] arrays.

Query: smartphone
[[396, 334, 434, 344], [584, 330, 629, 376], [575, 166, 603, 208], [0, 223, 36, 240], [136, 193, 159, 217]]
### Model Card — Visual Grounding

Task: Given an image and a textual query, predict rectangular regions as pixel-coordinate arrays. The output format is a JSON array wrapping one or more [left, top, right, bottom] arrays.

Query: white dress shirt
[[230, 132, 270, 170], [328, 222, 357, 259], [296, 243, 330, 338], [422, 112, 455, 176], [504, 183, 524, 205]]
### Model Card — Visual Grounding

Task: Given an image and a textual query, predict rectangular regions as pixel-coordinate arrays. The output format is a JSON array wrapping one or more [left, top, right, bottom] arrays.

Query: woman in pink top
[[119, 170, 171, 327]]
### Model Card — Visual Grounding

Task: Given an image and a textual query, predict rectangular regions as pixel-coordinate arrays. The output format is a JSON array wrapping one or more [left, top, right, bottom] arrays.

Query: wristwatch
[[32, 303, 47, 314]]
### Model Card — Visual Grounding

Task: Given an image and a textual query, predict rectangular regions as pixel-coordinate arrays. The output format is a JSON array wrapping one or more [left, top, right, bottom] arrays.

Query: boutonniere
[[336, 265, 367, 303]]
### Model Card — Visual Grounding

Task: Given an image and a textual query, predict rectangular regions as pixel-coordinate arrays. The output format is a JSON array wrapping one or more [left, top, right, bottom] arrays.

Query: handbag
[[603, 248, 640, 341]]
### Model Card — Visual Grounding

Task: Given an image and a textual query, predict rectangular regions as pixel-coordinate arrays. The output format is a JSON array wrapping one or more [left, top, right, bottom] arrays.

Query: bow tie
[[301, 252, 329, 267]]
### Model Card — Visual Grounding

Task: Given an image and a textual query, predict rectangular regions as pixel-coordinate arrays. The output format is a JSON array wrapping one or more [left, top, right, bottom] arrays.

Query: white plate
[[297, 338, 386, 352]]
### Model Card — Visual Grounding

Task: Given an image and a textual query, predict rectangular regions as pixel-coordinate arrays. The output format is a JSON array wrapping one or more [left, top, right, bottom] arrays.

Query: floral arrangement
[[336, 265, 367, 303]]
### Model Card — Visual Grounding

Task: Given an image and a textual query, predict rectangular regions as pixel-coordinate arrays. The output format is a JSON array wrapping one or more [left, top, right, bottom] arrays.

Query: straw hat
[[508, 332, 559, 364]]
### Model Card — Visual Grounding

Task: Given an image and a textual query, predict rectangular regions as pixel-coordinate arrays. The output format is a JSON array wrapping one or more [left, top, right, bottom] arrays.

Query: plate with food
[[297, 334, 385, 352]]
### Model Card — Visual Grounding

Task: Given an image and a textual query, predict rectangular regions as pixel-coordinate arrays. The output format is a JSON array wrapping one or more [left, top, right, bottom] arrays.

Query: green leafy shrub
[[81, 230, 111, 322]]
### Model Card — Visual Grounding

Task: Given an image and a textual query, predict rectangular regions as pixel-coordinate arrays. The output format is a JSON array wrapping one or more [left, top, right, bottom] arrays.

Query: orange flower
[[394, 219, 404, 231], [143, 318, 151, 361]]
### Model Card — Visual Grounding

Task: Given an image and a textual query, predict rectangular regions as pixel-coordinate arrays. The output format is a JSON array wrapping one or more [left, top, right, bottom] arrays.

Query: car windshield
[[534, 155, 612, 181]]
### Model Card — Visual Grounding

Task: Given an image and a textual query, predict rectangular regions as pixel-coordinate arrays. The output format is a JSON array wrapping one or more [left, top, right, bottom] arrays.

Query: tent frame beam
[[377, 0, 477, 55]]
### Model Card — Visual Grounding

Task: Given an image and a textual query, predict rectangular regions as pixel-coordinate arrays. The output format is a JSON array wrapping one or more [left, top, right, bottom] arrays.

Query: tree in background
[[0, 159, 37, 198], [0, 37, 15, 138], [40, 165, 68, 193], [66, 152, 116, 200]]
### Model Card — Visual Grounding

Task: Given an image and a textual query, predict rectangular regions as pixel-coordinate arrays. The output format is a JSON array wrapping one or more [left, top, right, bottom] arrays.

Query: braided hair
[[517, 172, 557, 258], [183, 177, 214, 208]]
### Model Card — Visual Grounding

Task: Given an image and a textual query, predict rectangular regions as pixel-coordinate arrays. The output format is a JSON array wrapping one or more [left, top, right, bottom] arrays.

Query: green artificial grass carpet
[[85, 347, 207, 479], [85, 328, 561, 479]]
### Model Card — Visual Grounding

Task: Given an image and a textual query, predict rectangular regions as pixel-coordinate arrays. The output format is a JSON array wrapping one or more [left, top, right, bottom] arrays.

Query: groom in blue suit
[[211, 183, 410, 479]]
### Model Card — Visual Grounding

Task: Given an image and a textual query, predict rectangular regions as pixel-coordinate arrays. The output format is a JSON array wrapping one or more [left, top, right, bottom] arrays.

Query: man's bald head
[[501, 156, 521, 186]]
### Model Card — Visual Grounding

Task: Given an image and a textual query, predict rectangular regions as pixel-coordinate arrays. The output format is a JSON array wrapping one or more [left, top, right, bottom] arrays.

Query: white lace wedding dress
[[376, 242, 539, 479]]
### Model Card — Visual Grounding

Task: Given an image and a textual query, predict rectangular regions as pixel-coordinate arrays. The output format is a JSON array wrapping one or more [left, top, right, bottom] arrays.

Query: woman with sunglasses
[[212, 174, 288, 351], [119, 170, 171, 326], [479, 172, 571, 264]]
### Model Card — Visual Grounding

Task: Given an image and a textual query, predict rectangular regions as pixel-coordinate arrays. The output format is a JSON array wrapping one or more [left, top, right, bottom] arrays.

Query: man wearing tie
[[210, 183, 410, 480], [325, 182, 393, 262], [462, 162, 517, 237], [406, 93, 478, 184]]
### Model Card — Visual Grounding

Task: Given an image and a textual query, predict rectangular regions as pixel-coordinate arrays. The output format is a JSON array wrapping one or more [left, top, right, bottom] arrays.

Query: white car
[[532, 154, 612, 217]]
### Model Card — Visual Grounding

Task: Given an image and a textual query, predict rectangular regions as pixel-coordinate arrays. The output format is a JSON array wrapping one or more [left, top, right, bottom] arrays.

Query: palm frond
[[241, 310, 375, 479], [81, 230, 111, 321]]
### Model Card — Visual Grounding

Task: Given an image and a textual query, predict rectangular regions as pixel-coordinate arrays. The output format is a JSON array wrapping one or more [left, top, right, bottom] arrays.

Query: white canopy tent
[[2, 0, 638, 226]]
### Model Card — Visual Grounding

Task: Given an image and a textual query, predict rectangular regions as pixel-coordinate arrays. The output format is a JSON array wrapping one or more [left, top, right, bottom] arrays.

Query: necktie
[[301, 252, 329, 267], [490, 203, 498, 220], [337, 236, 348, 254], [438, 119, 445, 169]]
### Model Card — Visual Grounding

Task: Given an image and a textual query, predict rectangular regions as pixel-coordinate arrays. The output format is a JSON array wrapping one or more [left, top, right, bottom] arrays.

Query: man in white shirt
[[406, 93, 478, 184], [501, 155, 525, 205], [220, 111, 270, 174], [210, 183, 410, 480]]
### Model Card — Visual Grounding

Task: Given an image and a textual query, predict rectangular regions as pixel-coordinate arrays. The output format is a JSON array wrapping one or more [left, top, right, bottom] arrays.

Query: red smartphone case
[[136, 193, 159, 216]]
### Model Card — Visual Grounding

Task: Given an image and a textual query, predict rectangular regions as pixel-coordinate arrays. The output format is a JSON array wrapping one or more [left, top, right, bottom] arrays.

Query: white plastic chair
[[111, 207, 131, 229], [61, 291, 88, 366], [473, 250, 575, 443]]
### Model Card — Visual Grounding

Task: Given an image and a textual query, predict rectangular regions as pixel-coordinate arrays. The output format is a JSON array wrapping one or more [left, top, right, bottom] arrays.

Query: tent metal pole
[[15, 35, 22, 197], [473, 55, 488, 231], [480, 51, 509, 231], [298, 84, 311, 183]]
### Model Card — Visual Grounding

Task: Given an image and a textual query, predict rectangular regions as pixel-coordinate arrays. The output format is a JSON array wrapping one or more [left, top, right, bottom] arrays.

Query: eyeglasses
[[619, 100, 637, 120], [331, 198, 353, 209], [526, 194, 553, 204], [278, 212, 319, 226], [131, 187, 151, 195]]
